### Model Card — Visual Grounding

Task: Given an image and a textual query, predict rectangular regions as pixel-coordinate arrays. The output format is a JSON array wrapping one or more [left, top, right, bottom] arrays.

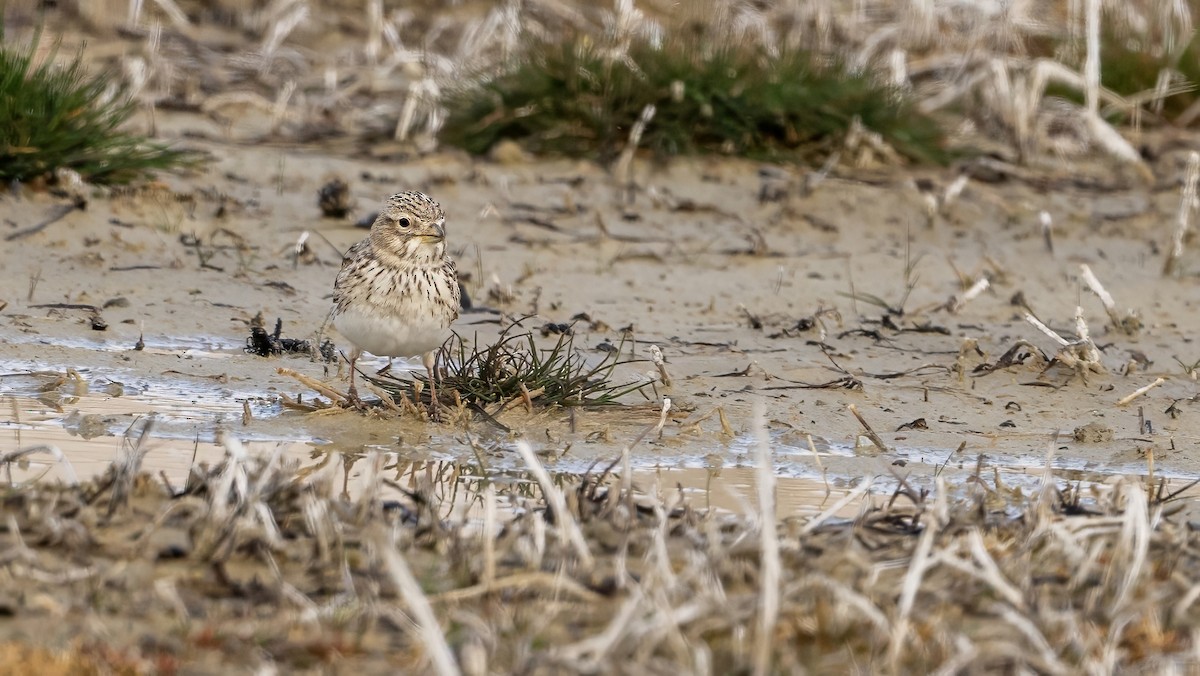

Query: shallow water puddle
[[5, 332, 246, 357], [0, 361, 305, 484], [0, 367, 282, 438], [1, 359, 1189, 506], [632, 465, 865, 519], [1, 423, 312, 486]]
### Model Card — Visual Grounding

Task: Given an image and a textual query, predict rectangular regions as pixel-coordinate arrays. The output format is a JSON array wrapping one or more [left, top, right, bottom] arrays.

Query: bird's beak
[[421, 223, 446, 243]]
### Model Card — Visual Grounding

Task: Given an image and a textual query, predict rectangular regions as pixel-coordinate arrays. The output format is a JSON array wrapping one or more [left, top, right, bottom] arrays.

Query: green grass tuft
[[1037, 28, 1200, 122], [1097, 32, 1200, 118], [0, 31, 198, 185], [441, 37, 946, 165], [369, 322, 652, 409]]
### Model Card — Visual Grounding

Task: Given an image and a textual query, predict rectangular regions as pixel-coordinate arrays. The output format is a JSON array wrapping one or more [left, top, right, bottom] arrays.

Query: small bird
[[331, 191, 461, 410]]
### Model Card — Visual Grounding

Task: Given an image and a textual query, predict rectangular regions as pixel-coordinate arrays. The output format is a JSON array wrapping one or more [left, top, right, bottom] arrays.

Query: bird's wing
[[444, 257, 462, 321], [332, 239, 372, 304]]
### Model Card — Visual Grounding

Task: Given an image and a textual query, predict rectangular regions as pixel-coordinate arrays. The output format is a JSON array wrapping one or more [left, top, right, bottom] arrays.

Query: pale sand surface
[[3, 135, 1198, 494]]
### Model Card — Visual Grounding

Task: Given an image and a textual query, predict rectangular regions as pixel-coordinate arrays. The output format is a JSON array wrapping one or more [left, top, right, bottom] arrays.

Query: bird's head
[[370, 191, 447, 263]]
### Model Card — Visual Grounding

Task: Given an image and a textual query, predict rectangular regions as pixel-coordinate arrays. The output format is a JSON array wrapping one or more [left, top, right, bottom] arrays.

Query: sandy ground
[[5, 124, 1200, 494]]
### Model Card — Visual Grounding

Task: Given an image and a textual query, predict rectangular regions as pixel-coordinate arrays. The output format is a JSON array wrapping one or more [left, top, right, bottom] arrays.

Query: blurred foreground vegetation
[[0, 32, 194, 185], [442, 37, 946, 165]]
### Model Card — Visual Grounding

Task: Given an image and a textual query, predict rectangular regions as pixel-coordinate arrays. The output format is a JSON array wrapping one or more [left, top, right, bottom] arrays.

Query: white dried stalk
[[1171, 584, 1200, 625], [1112, 481, 1151, 612], [1159, 0, 1194, 54], [0, 444, 79, 486], [301, 492, 333, 564], [1040, 210, 1054, 254], [889, 500, 939, 665], [516, 441, 593, 567], [323, 66, 338, 96], [1029, 58, 1121, 111], [127, 0, 144, 27], [942, 174, 969, 210], [378, 541, 460, 676], [650, 502, 675, 589], [395, 84, 420, 142], [1084, 0, 1100, 115], [804, 150, 841, 195], [753, 401, 778, 676], [801, 477, 873, 536], [151, 0, 189, 28], [294, 231, 310, 258], [202, 91, 276, 119], [261, 2, 309, 71], [949, 277, 989, 314], [1024, 313, 1070, 347], [887, 48, 908, 89], [1116, 377, 1166, 406], [1079, 263, 1122, 328], [918, 67, 991, 114], [1085, 112, 1148, 173], [154, 579, 190, 619], [798, 576, 890, 636], [483, 483, 497, 586], [271, 81, 296, 133], [906, 0, 935, 44], [649, 345, 671, 387], [554, 591, 644, 667], [620, 397, 671, 501], [529, 508, 546, 568], [1165, 151, 1200, 276], [992, 602, 1067, 672], [366, 0, 383, 65], [123, 56, 149, 101], [395, 78, 442, 142], [1153, 69, 1173, 115], [922, 192, 938, 225], [1072, 305, 1103, 366], [614, 104, 657, 194], [851, 25, 900, 73], [210, 435, 249, 522], [966, 529, 1026, 609]]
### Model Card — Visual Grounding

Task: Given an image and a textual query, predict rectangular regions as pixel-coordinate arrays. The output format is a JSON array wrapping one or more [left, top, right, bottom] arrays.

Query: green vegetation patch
[[369, 322, 652, 410], [441, 37, 946, 164], [1098, 32, 1200, 118], [1035, 27, 1200, 122], [0, 32, 196, 185]]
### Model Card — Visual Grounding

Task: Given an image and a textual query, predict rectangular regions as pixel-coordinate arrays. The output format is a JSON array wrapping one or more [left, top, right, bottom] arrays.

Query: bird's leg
[[345, 347, 365, 409], [422, 349, 440, 418]]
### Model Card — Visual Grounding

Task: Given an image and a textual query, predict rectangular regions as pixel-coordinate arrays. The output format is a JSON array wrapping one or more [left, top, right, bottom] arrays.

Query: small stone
[[1073, 422, 1114, 444]]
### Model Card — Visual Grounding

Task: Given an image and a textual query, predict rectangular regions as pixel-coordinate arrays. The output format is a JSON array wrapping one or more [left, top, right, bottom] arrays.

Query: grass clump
[[441, 37, 946, 165], [1097, 33, 1200, 119], [1034, 27, 1200, 122], [370, 322, 652, 409], [0, 32, 196, 185]]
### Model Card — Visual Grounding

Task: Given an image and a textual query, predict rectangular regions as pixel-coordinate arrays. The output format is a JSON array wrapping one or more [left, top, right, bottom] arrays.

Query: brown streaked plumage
[[331, 191, 460, 409]]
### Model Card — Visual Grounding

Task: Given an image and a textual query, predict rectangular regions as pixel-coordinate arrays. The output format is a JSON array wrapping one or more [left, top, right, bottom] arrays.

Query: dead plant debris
[[244, 314, 334, 361], [1, 448, 1198, 673], [317, 177, 353, 218]]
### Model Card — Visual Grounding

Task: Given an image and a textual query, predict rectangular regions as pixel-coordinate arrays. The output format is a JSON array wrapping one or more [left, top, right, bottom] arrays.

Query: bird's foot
[[424, 395, 442, 422], [344, 385, 367, 411]]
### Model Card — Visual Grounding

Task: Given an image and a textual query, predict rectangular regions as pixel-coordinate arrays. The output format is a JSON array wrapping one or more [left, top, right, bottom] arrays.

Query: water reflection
[[3, 364, 1198, 510]]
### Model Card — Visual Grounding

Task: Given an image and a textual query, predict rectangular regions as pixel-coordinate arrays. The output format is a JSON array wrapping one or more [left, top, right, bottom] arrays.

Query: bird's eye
[[397, 217, 411, 228]]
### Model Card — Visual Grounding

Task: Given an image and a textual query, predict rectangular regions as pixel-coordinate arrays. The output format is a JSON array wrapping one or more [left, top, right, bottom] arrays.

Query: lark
[[331, 191, 461, 409]]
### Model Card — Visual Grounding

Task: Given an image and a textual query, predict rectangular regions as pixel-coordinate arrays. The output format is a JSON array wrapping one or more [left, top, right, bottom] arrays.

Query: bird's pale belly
[[333, 306, 449, 358]]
